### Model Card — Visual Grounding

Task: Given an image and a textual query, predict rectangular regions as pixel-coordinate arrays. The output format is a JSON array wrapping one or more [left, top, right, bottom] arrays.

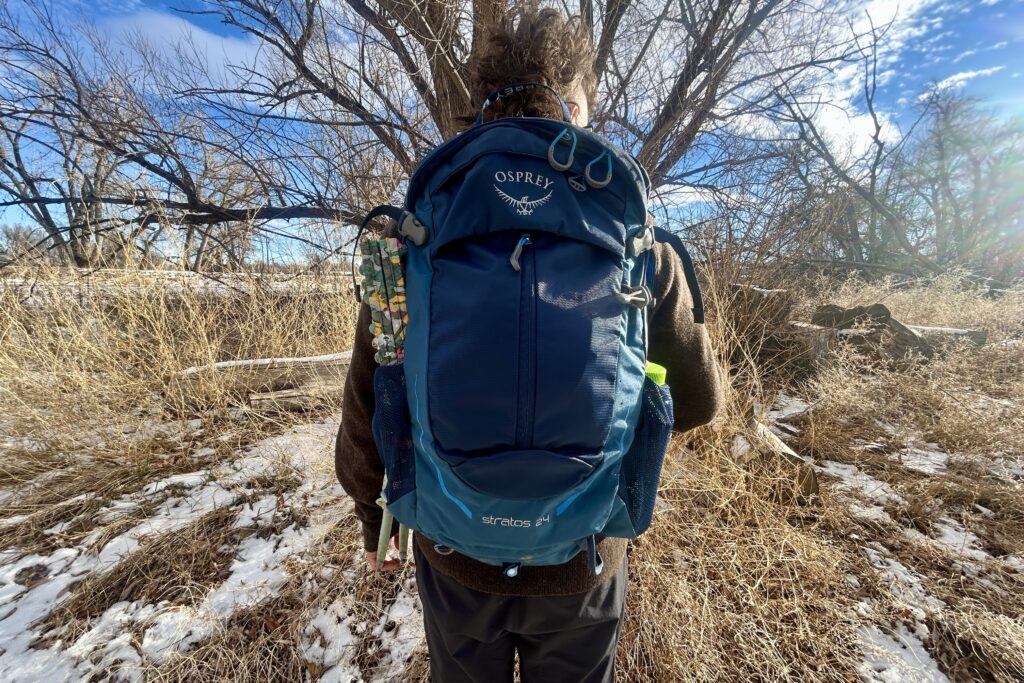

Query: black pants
[[414, 544, 627, 683]]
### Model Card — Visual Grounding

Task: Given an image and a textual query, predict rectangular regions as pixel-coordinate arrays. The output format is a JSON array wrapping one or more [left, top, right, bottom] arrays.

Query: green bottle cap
[[645, 361, 667, 385]]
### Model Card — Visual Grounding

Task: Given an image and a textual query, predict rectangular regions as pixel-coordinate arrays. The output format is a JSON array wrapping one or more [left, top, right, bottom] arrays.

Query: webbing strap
[[656, 229, 705, 325], [580, 535, 604, 576]]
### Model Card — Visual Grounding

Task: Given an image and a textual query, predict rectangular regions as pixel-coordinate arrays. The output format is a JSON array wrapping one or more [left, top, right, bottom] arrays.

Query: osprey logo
[[493, 170, 554, 216]]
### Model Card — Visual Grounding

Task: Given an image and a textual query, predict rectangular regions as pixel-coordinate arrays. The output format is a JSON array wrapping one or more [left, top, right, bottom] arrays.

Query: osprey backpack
[[359, 83, 704, 577]]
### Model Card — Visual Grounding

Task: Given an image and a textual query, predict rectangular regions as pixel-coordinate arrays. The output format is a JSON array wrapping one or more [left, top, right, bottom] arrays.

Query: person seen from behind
[[335, 6, 724, 682]]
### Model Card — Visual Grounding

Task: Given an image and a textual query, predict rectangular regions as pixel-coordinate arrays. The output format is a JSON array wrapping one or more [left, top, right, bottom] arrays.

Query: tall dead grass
[[795, 273, 1024, 682], [613, 271, 866, 682], [802, 273, 1024, 458], [2, 263, 1022, 682], [0, 267, 358, 537]]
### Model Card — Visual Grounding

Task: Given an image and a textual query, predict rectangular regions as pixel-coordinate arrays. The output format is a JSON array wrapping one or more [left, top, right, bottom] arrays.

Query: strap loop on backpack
[[584, 150, 612, 189], [629, 222, 655, 257], [398, 212, 427, 246], [547, 128, 577, 172]]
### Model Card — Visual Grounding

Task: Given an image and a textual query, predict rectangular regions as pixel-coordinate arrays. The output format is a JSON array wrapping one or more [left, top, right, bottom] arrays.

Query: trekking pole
[[360, 236, 411, 570], [375, 478, 395, 569]]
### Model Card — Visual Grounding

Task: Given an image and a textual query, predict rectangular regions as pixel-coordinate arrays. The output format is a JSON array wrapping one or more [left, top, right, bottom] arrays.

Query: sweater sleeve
[[334, 302, 389, 551], [647, 229, 725, 432]]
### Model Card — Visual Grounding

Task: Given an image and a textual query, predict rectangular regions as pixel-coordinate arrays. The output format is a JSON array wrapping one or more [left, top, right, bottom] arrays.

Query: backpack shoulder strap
[[653, 227, 705, 324]]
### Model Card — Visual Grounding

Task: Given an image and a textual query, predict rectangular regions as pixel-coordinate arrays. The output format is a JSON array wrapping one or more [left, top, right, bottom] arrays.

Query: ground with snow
[[771, 395, 1024, 682], [0, 417, 424, 682], [0, 395, 1021, 681]]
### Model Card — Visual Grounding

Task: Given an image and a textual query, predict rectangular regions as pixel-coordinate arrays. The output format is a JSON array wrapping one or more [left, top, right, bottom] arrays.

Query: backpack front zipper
[[513, 234, 536, 449]]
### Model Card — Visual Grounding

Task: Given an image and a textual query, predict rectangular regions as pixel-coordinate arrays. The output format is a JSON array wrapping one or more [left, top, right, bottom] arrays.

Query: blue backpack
[[359, 84, 704, 577]]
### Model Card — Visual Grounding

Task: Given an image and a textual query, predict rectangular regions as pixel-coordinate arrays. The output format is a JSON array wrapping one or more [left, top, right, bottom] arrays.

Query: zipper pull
[[510, 234, 532, 271]]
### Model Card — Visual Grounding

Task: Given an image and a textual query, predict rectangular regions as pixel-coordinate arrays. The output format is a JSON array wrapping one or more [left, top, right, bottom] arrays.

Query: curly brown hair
[[465, 6, 597, 125]]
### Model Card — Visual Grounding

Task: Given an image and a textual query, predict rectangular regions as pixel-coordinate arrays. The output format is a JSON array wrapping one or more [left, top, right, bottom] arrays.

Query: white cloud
[[813, 103, 902, 163], [102, 10, 260, 78], [800, 0, 947, 158], [952, 40, 1009, 63], [932, 65, 1006, 91], [651, 184, 719, 211], [66, 0, 145, 14], [952, 48, 978, 63]]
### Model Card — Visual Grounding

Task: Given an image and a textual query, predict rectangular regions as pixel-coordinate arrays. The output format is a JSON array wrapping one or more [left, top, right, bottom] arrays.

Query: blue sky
[[52, 0, 1024, 120], [4, 0, 1023, 258], [866, 0, 1024, 117]]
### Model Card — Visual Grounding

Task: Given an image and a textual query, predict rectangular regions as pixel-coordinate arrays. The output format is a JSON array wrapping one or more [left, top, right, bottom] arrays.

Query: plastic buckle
[[615, 285, 653, 308], [629, 223, 655, 257], [398, 211, 427, 246]]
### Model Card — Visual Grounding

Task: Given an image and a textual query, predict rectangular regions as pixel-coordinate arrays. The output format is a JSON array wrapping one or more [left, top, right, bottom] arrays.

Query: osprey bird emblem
[[494, 184, 553, 216]]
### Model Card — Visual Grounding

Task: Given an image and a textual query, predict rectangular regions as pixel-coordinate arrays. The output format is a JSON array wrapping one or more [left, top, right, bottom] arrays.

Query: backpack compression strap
[[655, 229, 705, 325]]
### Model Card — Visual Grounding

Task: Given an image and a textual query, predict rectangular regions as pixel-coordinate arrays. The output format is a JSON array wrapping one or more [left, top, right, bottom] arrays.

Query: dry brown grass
[[42, 507, 240, 644], [611, 275, 866, 682], [791, 274, 1024, 682], [801, 269, 1024, 340], [1, 264, 1022, 682], [621, 443, 862, 682], [145, 512, 428, 683], [0, 267, 359, 534]]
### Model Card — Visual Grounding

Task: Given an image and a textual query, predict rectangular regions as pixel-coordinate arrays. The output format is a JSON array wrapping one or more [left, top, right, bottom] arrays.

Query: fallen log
[[812, 303, 935, 361], [177, 351, 353, 378], [172, 351, 352, 406], [732, 420, 819, 505], [906, 325, 987, 347]]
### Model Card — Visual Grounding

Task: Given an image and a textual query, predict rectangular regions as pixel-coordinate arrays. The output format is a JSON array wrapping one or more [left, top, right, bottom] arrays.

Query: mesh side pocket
[[619, 376, 673, 535], [371, 365, 415, 503]]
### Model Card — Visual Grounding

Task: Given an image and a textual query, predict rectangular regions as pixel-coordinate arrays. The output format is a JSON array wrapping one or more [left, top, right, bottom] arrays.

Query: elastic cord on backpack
[[475, 82, 572, 126]]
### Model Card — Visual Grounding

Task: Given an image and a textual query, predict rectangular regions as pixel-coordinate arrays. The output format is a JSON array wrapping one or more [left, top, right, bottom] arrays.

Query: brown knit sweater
[[334, 227, 724, 596]]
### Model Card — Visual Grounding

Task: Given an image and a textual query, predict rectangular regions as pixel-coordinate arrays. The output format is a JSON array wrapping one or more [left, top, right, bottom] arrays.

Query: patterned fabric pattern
[[359, 237, 408, 366]]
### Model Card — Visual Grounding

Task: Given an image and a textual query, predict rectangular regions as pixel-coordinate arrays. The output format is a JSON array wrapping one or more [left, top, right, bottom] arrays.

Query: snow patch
[[300, 575, 424, 682], [818, 461, 905, 507], [858, 623, 950, 683], [900, 520, 990, 565], [861, 545, 944, 619], [767, 394, 810, 422], [0, 417, 349, 679], [890, 446, 949, 475]]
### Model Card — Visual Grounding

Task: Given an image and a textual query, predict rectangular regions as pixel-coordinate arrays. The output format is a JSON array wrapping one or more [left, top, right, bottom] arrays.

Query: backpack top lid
[[403, 116, 651, 257]]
